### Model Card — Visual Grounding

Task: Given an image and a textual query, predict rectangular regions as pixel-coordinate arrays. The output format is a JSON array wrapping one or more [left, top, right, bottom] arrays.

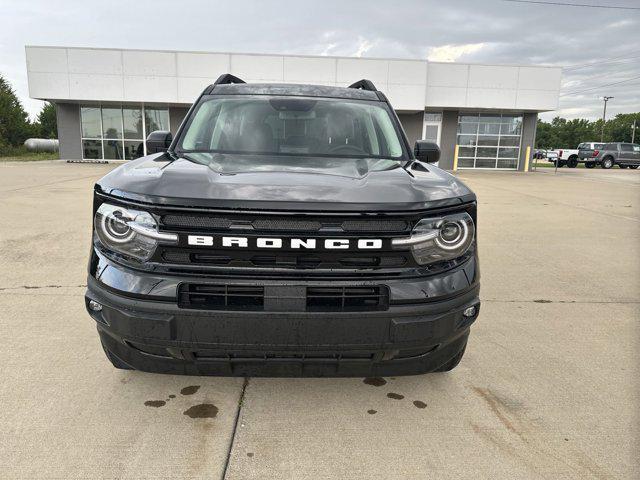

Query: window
[[456, 113, 523, 169], [80, 105, 169, 160], [620, 144, 632, 152], [179, 97, 404, 159]]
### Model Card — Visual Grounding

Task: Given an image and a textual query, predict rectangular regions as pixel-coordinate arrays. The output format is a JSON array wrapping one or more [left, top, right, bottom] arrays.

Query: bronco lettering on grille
[[187, 235, 383, 250]]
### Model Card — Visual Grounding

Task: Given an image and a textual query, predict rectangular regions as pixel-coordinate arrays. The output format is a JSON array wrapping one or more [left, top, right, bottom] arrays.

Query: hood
[[96, 152, 475, 212]]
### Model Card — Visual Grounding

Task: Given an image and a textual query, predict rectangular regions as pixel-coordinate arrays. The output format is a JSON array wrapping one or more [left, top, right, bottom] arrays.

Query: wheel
[[585, 162, 595, 169], [619, 164, 628, 169], [567, 156, 578, 168], [434, 342, 467, 372], [554, 160, 565, 168], [101, 341, 134, 370], [629, 165, 639, 169], [601, 157, 614, 169]]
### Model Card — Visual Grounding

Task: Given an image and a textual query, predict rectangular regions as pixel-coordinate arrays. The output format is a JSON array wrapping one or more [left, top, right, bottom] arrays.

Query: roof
[[207, 83, 381, 101]]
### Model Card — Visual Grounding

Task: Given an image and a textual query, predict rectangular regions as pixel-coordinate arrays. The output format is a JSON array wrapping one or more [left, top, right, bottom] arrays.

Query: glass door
[[422, 112, 442, 166], [422, 112, 442, 146]]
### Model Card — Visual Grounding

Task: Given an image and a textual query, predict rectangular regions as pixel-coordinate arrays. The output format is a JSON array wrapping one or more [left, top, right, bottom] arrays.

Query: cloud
[[427, 43, 485, 62], [605, 19, 635, 29], [353, 37, 374, 57]]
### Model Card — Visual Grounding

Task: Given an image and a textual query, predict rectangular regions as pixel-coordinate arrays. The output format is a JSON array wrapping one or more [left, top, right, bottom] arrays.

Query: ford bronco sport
[[85, 74, 480, 377]]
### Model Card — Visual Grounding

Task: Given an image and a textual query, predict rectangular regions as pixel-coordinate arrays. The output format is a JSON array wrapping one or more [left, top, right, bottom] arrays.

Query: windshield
[[178, 96, 405, 160]]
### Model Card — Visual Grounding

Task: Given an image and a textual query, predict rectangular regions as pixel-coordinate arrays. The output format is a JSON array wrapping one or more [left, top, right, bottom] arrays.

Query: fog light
[[463, 306, 477, 318], [88, 300, 103, 312]]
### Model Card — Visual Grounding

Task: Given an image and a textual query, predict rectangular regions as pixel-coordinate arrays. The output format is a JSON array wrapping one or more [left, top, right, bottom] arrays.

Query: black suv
[[85, 75, 480, 377]]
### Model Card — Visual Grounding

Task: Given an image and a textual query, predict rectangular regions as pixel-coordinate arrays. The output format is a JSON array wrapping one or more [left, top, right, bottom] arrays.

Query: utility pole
[[601, 96, 613, 142], [632, 119, 637, 144]]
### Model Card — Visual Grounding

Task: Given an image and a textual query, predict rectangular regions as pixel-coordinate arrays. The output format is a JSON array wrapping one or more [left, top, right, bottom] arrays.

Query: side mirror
[[414, 140, 440, 163], [146, 130, 172, 154]]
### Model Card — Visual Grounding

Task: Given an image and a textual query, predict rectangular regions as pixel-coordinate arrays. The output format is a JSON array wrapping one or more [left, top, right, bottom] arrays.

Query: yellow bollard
[[524, 145, 531, 172], [453, 145, 459, 172]]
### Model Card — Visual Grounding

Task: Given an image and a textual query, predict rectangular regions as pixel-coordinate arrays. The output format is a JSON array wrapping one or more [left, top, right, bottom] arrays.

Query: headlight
[[392, 212, 474, 265], [94, 203, 177, 261]]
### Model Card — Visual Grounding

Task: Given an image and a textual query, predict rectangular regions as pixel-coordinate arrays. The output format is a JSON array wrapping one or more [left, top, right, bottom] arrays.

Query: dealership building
[[25, 46, 562, 171]]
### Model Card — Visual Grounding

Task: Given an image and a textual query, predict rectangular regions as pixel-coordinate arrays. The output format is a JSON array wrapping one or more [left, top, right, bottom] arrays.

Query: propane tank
[[24, 138, 59, 153]]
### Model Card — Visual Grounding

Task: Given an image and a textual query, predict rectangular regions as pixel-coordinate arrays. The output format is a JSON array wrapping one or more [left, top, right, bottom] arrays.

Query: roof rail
[[213, 73, 246, 86], [348, 79, 377, 92]]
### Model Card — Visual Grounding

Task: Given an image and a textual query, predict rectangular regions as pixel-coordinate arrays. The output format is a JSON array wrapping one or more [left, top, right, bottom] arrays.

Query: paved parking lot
[[0, 161, 638, 479]]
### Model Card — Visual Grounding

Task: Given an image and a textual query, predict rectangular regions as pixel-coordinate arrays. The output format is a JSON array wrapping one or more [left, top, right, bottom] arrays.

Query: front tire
[[629, 165, 639, 169], [567, 156, 578, 168], [585, 162, 595, 169], [434, 342, 467, 372], [601, 157, 614, 169]]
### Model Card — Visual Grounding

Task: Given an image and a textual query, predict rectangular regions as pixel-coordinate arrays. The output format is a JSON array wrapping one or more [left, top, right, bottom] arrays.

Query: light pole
[[601, 96, 613, 142], [632, 119, 637, 144]]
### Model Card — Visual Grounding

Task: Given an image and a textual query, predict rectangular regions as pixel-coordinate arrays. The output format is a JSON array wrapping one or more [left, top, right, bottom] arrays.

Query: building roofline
[[24, 44, 563, 69]]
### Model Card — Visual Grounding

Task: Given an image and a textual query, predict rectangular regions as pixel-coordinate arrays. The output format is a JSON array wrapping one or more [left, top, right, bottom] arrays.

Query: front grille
[[341, 219, 407, 232], [142, 204, 477, 276], [251, 218, 323, 232], [163, 215, 233, 229], [177, 283, 389, 312], [161, 214, 410, 233], [162, 249, 408, 270]]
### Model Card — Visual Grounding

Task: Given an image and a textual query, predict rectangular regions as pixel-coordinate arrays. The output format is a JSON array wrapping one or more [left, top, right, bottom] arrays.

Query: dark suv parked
[[85, 75, 480, 377], [590, 143, 640, 169]]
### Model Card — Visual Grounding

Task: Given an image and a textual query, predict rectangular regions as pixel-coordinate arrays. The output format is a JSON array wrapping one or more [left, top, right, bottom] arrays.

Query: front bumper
[[86, 253, 480, 377]]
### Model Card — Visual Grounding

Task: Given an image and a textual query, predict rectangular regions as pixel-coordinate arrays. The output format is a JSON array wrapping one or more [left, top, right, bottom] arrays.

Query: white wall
[[26, 46, 561, 112], [425, 62, 561, 111]]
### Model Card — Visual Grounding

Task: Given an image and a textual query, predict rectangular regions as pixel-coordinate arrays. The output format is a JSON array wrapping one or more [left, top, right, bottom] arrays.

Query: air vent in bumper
[[177, 283, 389, 312]]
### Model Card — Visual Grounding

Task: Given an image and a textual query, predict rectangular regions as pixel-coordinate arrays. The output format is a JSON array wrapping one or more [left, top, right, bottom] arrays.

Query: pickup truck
[[84, 75, 480, 377], [577, 142, 606, 168], [551, 147, 580, 168], [583, 142, 640, 169]]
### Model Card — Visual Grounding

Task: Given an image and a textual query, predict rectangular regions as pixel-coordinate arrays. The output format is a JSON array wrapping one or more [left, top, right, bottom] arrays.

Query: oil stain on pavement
[[363, 377, 387, 386], [183, 404, 218, 419], [180, 385, 200, 395], [143, 385, 217, 420]]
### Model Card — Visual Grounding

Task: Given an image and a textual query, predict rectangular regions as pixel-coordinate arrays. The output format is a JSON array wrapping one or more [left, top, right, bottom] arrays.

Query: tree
[[535, 113, 639, 148], [36, 102, 57, 139], [604, 113, 640, 143], [0, 74, 32, 146]]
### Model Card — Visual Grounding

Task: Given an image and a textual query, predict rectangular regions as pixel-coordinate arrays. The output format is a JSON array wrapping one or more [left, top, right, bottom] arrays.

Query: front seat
[[326, 114, 354, 150], [243, 123, 275, 153]]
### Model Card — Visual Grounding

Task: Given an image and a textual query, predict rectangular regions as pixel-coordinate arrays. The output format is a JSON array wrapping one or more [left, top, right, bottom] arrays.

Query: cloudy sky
[[1, 0, 639, 121]]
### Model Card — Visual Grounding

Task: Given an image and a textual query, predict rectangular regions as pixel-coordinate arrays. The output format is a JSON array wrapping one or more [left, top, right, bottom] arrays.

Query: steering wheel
[[328, 144, 367, 155]]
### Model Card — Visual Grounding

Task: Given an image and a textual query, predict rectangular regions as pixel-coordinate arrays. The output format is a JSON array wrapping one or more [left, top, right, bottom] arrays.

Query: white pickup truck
[[550, 142, 603, 168], [550, 147, 580, 168]]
